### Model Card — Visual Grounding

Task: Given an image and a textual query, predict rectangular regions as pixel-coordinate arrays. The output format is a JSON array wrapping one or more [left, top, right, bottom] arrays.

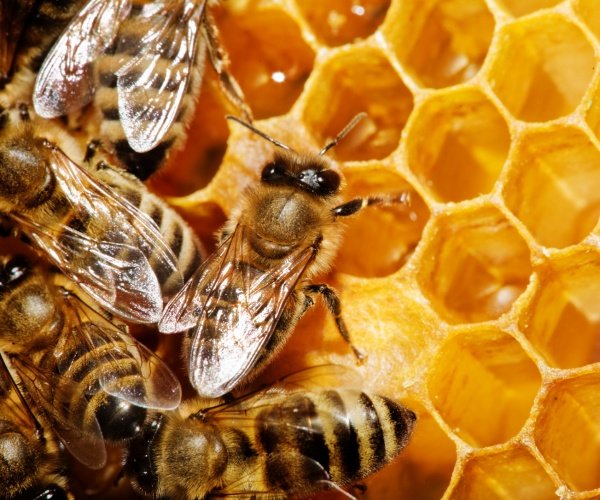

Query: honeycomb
[[142, 0, 600, 498], [10, 0, 600, 498]]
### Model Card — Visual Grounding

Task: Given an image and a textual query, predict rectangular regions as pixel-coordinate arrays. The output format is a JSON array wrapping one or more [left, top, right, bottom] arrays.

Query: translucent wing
[[9, 355, 107, 469], [161, 224, 317, 398], [116, 0, 205, 152], [60, 290, 181, 410], [202, 365, 364, 419], [33, 0, 131, 118], [11, 142, 182, 323]]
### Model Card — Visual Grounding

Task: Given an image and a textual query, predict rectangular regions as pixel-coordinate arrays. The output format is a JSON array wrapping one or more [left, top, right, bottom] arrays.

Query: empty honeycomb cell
[[153, 86, 229, 197], [502, 126, 600, 249], [535, 373, 600, 492], [405, 87, 511, 203], [295, 0, 391, 47], [498, 0, 564, 17], [334, 167, 429, 277], [364, 405, 456, 499], [449, 446, 557, 499], [519, 249, 600, 369], [214, 5, 315, 120], [384, 0, 495, 89], [428, 329, 541, 447], [487, 13, 595, 122], [416, 206, 532, 324], [573, 0, 600, 41], [302, 48, 413, 162]]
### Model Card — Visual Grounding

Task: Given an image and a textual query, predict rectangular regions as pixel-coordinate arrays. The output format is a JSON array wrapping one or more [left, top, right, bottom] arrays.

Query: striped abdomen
[[90, 161, 206, 294], [37, 328, 147, 441], [228, 389, 416, 496], [95, 0, 206, 180]]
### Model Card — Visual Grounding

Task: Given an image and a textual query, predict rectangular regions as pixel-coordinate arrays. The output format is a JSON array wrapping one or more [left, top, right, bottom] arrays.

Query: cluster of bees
[[0, 1, 416, 498]]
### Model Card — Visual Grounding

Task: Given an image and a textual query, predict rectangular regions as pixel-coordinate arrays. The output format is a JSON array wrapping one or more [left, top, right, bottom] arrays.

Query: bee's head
[[227, 112, 367, 198], [260, 151, 341, 197]]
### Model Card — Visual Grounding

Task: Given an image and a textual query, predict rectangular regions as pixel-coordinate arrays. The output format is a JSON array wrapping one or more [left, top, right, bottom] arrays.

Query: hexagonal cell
[[497, 0, 564, 17], [519, 249, 600, 369], [302, 48, 413, 162], [335, 167, 429, 278], [405, 88, 511, 203], [295, 0, 391, 47], [487, 14, 595, 122], [503, 126, 600, 249], [448, 446, 557, 499], [429, 329, 541, 447], [214, 5, 315, 120], [535, 373, 600, 492], [384, 0, 495, 89], [152, 85, 229, 197], [573, 0, 600, 42], [364, 405, 456, 499], [417, 206, 532, 324]]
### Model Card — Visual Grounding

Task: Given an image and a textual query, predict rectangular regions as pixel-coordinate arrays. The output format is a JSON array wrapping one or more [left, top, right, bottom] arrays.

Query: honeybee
[[159, 114, 411, 398], [33, 0, 251, 180], [0, 354, 72, 499], [0, 104, 188, 324], [125, 365, 416, 499], [0, 254, 182, 469]]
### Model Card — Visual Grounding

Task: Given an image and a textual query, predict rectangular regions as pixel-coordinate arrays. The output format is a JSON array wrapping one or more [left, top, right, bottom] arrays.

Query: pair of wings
[[10, 141, 182, 324], [159, 224, 318, 398], [34, 0, 206, 153], [192, 365, 364, 499], [5, 289, 181, 469]]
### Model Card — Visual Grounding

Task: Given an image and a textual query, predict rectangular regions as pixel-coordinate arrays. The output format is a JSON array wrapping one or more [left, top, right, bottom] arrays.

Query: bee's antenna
[[226, 115, 297, 154], [318, 112, 368, 157]]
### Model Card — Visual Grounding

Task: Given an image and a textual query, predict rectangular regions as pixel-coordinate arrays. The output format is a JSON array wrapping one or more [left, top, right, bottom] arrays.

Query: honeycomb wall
[[79, 0, 600, 498]]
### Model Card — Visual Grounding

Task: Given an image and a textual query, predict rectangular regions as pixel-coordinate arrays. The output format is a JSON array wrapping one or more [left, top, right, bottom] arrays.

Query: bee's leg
[[202, 9, 253, 122], [83, 139, 102, 164], [304, 284, 366, 364], [333, 192, 411, 217]]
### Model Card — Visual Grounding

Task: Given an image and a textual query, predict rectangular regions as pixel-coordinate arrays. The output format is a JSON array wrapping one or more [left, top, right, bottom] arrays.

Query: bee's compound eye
[[31, 484, 69, 500], [317, 169, 341, 195], [2, 256, 29, 285], [261, 161, 287, 184], [298, 168, 340, 196]]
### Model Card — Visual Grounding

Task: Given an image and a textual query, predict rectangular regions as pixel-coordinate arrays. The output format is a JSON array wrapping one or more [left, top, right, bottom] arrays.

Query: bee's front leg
[[304, 283, 366, 364], [333, 191, 411, 218]]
